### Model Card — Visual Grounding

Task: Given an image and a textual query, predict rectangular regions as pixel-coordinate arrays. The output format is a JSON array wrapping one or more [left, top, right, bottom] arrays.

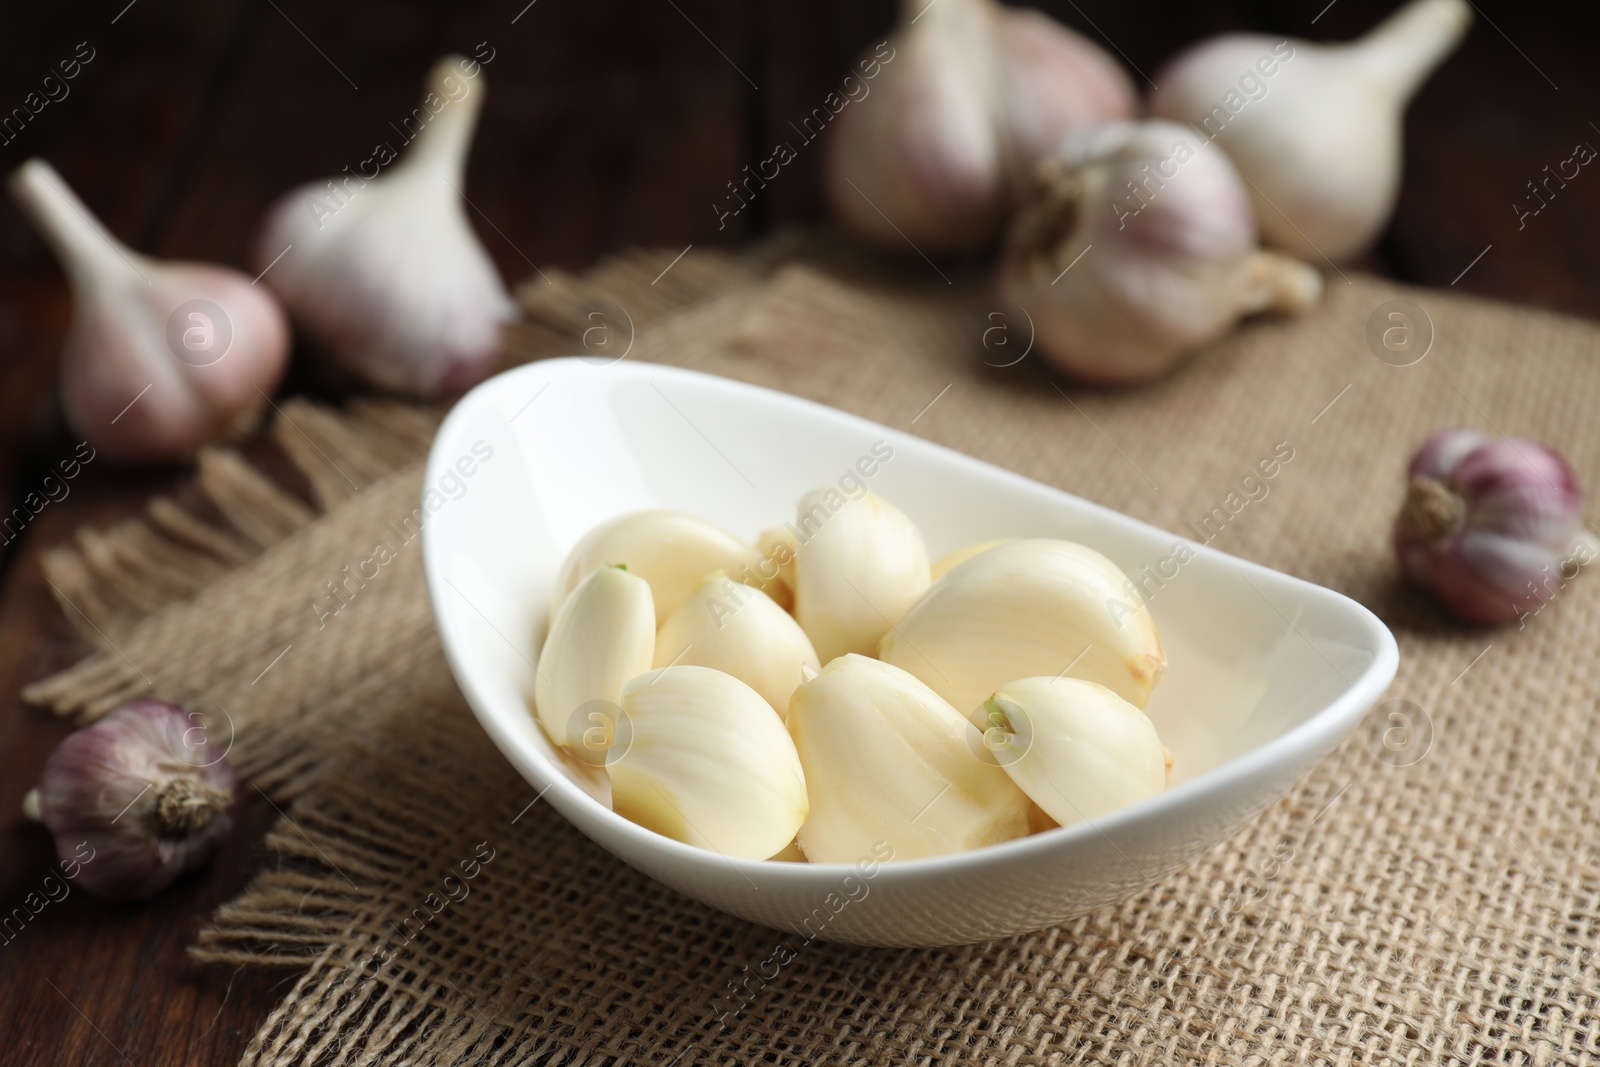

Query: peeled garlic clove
[[534, 565, 655, 752], [791, 489, 930, 663], [788, 654, 1029, 863], [755, 526, 798, 612], [7, 160, 290, 464], [25, 699, 236, 900], [929, 539, 1011, 582], [823, 0, 1134, 256], [1150, 0, 1472, 262], [1394, 428, 1595, 625], [552, 509, 772, 627], [609, 666, 807, 860], [999, 121, 1322, 383], [976, 676, 1165, 829], [654, 572, 820, 719], [880, 538, 1165, 713], [255, 55, 514, 397]]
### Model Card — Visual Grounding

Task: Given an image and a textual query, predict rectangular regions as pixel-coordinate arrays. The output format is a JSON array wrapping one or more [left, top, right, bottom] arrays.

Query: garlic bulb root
[[8, 159, 290, 464], [998, 121, 1321, 383]]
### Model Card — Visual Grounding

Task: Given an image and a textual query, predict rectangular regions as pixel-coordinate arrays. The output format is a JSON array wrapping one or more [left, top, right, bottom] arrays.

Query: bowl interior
[[423, 358, 1395, 879]]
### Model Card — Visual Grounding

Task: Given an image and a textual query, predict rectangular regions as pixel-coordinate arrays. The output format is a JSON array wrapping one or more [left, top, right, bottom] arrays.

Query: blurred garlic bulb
[[791, 490, 930, 663], [824, 0, 1135, 256], [880, 539, 1165, 713], [255, 55, 514, 397], [1394, 428, 1595, 625], [976, 676, 1166, 829], [534, 565, 655, 753], [788, 655, 1029, 863], [551, 509, 772, 627], [998, 121, 1321, 383], [654, 573, 819, 719], [7, 159, 289, 464], [610, 666, 808, 860], [1150, 0, 1472, 261]]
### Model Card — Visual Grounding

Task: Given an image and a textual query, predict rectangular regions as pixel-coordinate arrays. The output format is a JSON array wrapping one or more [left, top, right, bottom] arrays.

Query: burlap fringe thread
[[22, 242, 1600, 1065]]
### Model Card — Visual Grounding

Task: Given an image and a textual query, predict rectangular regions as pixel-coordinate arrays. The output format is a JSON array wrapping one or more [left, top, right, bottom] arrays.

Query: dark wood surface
[[1, 1, 1595, 1062]]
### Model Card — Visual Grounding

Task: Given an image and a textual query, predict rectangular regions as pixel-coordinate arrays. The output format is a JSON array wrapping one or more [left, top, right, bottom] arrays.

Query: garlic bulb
[[23, 700, 236, 900], [610, 666, 808, 860], [824, 0, 1134, 256], [654, 572, 820, 719], [880, 539, 1165, 713], [534, 565, 655, 754], [787, 655, 1029, 863], [998, 121, 1322, 383], [929, 539, 1010, 582], [254, 55, 514, 397], [551, 509, 773, 627], [976, 676, 1165, 829], [1150, 0, 1473, 261], [7, 160, 290, 464], [791, 489, 930, 663], [1394, 428, 1595, 625]]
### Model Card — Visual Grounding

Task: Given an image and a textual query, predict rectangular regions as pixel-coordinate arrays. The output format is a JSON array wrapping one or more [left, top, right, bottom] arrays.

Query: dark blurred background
[[1, 0, 1597, 1060]]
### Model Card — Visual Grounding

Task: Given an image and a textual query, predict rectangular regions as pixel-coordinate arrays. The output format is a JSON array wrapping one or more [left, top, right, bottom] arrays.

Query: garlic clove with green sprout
[[254, 55, 514, 397], [653, 572, 820, 719], [974, 676, 1166, 829], [787, 654, 1030, 863], [550, 509, 775, 627], [7, 159, 290, 464], [1394, 428, 1596, 625], [997, 121, 1322, 383], [791, 489, 931, 663], [823, 0, 1135, 257], [23, 699, 236, 900], [1150, 0, 1472, 262], [609, 665, 808, 860]]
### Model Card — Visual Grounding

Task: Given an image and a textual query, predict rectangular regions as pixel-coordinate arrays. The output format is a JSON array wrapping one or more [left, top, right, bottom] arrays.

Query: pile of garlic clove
[[532, 493, 1173, 863], [826, 0, 1473, 384]]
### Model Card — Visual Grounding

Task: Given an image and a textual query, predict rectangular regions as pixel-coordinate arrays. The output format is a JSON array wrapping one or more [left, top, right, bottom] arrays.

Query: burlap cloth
[[24, 238, 1600, 1064]]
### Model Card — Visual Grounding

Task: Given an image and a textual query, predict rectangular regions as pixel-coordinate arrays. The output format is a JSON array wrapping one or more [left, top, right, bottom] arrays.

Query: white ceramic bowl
[[421, 358, 1398, 947]]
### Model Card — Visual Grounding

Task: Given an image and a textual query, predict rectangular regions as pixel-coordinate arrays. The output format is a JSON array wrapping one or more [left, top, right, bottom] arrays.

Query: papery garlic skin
[[1394, 428, 1592, 625], [1150, 0, 1472, 261], [999, 121, 1321, 383], [255, 55, 514, 397], [27, 700, 236, 900], [788, 655, 1029, 863], [824, 0, 1134, 256], [791, 490, 930, 663], [8, 160, 290, 464], [880, 538, 1165, 713], [654, 573, 820, 719], [534, 565, 655, 753], [610, 666, 807, 860], [976, 676, 1165, 829], [551, 510, 771, 627]]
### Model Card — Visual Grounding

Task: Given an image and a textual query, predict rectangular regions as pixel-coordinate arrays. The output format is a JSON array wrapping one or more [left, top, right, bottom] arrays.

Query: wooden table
[[2, 1, 1596, 1062]]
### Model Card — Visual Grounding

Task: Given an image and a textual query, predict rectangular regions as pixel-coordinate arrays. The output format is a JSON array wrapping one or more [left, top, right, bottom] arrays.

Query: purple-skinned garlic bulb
[[23, 699, 237, 900], [1394, 428, 1596, 625]]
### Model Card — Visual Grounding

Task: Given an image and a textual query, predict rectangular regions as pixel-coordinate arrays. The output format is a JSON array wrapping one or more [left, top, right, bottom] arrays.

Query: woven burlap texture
[[30, 243, 1600, 1065]]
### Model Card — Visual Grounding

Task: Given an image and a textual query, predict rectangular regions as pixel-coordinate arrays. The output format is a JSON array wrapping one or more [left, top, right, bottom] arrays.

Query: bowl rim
[[422, 358, 1400, 885]]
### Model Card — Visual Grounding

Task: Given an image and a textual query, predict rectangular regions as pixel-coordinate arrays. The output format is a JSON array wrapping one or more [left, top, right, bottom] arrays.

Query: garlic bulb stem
[[9, 159, 142, 286], [1357, 0, 1475, 100], [394, 58, 484, 185]]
